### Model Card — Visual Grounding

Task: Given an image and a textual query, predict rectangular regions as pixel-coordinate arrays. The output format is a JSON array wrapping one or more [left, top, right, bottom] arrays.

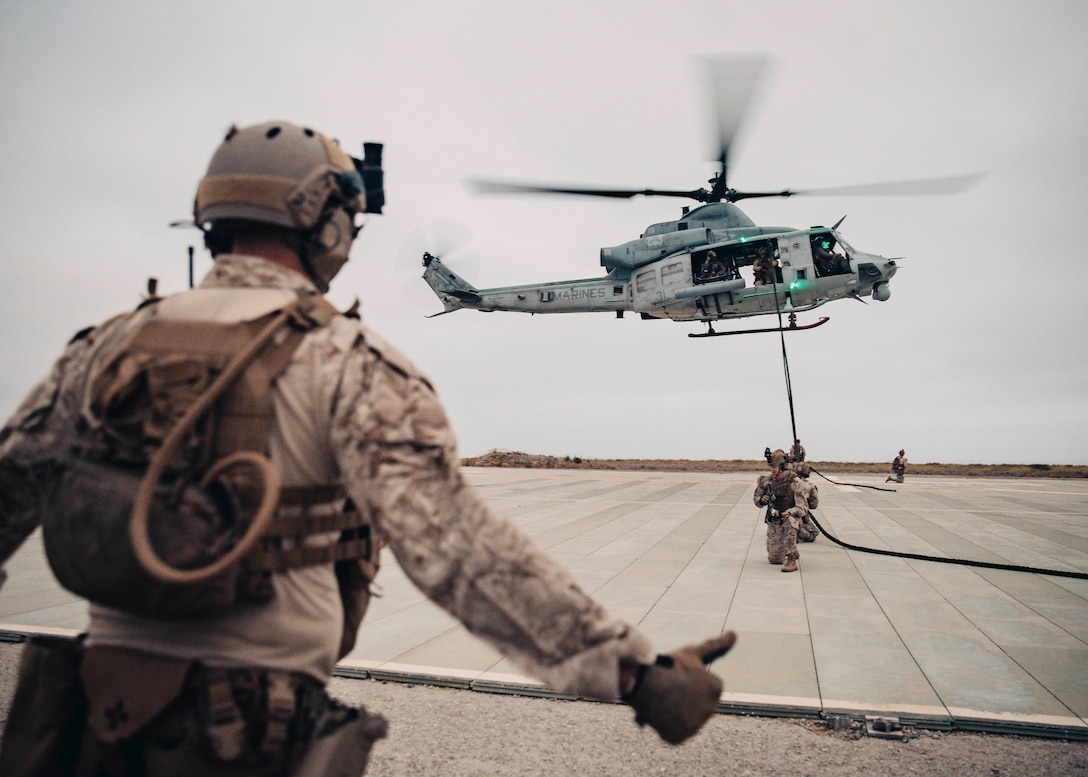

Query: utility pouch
[[80, 645, 193, 744], [292, 702, 388, 777], [41, 457, 245, 618], [0, 635, 87, 777], [334, 527, 382, 659]]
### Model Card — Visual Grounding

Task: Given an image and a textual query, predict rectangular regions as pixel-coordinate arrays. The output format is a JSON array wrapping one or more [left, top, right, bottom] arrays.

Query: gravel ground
[[1, 642, 1085, 776]]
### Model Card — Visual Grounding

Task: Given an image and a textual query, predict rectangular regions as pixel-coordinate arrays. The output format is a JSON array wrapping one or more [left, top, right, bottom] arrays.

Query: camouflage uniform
[[752, 469, 809, 565], [886, 450, 907, 483], [751, 248, 776, 286], [794, 475, 820, 542], [698, 252, 727, 281], [0, 254, 655, 775]]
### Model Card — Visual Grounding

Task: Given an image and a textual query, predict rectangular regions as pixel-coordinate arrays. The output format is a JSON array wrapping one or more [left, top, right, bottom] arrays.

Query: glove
[[624, 631, 736, 745], [758, 495, 769, 505]]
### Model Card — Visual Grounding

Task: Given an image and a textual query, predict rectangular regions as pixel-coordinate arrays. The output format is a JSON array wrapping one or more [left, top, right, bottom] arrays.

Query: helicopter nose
[[855, 253, 897, 280]]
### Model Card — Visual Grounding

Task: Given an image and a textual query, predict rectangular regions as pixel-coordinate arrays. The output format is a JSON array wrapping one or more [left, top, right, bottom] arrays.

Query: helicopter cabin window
[[661, 262, 684, 286], [691, 249, 739, 284], [635, 269, 657, 293], [811, 232, 850, 278]]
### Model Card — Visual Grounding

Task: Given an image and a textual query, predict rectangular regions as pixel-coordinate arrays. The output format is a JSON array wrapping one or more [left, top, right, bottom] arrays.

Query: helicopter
[[420, 56, 983, 338]]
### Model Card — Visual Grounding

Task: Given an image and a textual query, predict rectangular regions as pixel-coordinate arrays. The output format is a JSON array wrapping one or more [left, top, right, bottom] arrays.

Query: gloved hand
[[624, 631, 736, 745]]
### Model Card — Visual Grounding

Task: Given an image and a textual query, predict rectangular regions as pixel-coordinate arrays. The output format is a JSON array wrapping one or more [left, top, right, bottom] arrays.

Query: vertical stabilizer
[[421, 252, 481, 315]]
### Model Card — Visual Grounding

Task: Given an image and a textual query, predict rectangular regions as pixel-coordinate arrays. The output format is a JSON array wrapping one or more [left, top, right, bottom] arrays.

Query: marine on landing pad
[[0, 120, 736, 776]]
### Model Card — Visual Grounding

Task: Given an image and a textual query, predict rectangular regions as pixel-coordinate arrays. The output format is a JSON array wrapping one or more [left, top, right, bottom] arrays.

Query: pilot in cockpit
[[813, 236, 841, 277]]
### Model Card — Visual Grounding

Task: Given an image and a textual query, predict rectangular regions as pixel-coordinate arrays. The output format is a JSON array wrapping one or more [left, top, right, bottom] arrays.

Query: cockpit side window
[[811, 232, 850, 278]]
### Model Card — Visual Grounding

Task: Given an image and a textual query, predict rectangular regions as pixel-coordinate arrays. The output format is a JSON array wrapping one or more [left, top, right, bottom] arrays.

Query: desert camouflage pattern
[[889, 454, 907, 483], [794, 477, 820, 541], [753, 471, 808, 564], [0, 309, 135, 564], [752, 254, 776, 285], [0, 254, 653, 700]]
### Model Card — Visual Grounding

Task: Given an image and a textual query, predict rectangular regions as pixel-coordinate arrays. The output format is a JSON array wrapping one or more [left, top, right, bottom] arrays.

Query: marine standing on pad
[[0, 120, 735, 777]]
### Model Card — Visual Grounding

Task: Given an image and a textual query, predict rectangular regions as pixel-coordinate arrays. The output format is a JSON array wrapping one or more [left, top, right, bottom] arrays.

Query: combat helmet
[[194, 120, 384, 292], [769, 449, 788, 468]]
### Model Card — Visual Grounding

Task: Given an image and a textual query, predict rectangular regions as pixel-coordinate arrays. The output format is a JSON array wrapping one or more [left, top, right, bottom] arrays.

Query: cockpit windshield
[[830, 230, 853, 254]]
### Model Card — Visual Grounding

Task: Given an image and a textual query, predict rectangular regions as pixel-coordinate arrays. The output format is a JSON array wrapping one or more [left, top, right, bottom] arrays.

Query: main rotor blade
[[701, 53, 772, 185], [791, 172, 988, 197], [465, 179, 705, 201]]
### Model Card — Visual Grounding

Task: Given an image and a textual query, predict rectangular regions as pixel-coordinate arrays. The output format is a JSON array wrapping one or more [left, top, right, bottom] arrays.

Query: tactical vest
[[41, 289, 378, 636], [767, 471, 797, 510]]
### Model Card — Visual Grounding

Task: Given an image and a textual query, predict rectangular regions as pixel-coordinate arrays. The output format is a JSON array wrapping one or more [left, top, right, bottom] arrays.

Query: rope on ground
[[805, 509, 1088, 580], [809, 465, 897, 493]]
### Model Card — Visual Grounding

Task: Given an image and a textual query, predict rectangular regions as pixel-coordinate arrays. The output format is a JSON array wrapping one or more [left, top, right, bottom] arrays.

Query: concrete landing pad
[[2, 468, 1086, 738]]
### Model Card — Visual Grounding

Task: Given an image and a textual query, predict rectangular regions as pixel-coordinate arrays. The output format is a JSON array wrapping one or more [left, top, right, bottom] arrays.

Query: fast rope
[[804, 508, 1088, 580], [770, 277, 798, 447], [767, 277, 1087, 580]]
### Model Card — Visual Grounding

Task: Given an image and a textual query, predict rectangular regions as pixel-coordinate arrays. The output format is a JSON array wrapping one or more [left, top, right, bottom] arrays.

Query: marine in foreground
[[0, 121, 734, 776]]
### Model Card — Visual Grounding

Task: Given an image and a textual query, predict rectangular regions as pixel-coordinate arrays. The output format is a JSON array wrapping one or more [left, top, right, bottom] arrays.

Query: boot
[[781, 552, 799, 573]]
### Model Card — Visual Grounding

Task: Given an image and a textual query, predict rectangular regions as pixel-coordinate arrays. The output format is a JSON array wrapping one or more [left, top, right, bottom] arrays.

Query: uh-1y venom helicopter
[[420, 56, 983, 337]]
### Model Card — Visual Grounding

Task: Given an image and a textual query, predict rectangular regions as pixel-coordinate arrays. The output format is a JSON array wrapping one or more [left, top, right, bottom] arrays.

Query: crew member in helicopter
[[752, 244, 777, 286], [697, 250, 727, 282], [753, 449, 816, 572]]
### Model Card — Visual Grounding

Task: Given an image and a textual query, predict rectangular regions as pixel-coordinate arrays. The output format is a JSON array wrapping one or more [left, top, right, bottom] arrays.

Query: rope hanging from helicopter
[[767, 278, 1088, 581]]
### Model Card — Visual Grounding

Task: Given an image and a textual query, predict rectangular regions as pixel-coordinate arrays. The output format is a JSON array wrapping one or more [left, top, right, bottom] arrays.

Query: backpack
[[36, 289, 373, 619]]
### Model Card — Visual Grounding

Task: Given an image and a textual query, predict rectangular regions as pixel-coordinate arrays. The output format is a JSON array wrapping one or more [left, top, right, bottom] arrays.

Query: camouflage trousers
[[797, 511, 819, 542], [766, 508, 804, 564], [0, 639, 387, 777]]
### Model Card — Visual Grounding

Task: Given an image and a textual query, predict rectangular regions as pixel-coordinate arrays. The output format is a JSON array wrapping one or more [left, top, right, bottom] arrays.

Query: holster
[[292, 702, 388, 777], [80, 646, 193, 745], [0, 635, 87, 777]]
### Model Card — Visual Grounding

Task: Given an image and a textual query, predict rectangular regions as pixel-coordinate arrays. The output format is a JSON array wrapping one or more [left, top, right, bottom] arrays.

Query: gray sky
[[2, 0, 1086, 465]]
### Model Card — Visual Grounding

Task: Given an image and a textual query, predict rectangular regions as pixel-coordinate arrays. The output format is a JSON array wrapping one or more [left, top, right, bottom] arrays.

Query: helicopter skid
[[689, 316, 830, 338]]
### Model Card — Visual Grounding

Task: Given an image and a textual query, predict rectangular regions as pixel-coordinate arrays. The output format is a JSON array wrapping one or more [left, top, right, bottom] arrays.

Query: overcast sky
[[2, 0, 1086, 465]]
